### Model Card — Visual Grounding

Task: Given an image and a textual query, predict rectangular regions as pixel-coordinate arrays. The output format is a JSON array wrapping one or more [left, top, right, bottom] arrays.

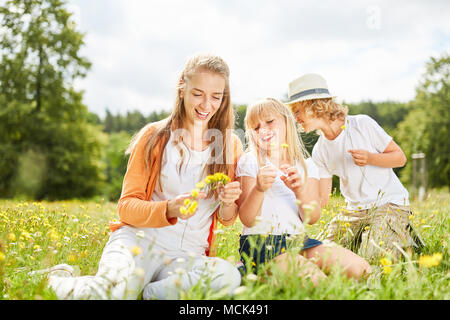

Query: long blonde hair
[[127, 53, 235, 196], [244, 97, 309, 182]]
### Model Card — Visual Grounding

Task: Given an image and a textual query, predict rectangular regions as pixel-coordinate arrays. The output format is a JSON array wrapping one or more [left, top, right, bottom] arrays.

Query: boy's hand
[[348, 149, 371, 166], [255, 164, 277, 192], [280, 164, 303, 197]]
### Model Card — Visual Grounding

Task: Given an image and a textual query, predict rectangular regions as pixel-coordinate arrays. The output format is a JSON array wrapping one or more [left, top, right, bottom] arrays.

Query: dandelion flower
[[7, 233, 16, 241], [341, 125, 346, 130], [383, 266, 392, 274], [196, 181, 205, 190], [281, 143, 289, 149], [418, 253, 442, 268], [131, 246, 142, 256], [179, 206, 187, 215], [380, 258, 392, 267], [191, 188, 199, 198], [184, 198, 191, 206]]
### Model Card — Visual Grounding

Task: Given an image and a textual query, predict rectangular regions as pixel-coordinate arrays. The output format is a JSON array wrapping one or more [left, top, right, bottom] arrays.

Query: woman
[[45, 53, 244, 300]]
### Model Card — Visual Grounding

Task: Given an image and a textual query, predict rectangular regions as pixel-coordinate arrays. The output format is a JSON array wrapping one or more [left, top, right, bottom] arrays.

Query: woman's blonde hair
[[289, 98, 348, 122], [244, 97, 309, 182], [127, 53, 235, 196]]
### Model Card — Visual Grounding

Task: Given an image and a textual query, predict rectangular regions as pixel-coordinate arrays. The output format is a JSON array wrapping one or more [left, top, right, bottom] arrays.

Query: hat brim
[[285, 93, 336, 105]]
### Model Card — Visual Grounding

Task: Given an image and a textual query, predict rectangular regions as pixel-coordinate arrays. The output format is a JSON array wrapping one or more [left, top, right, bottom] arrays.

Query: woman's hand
[[167, 191, 207, 220], [255, 164, 277, 192], [280, 164, 303, 197], [218, 181, 242, 206]]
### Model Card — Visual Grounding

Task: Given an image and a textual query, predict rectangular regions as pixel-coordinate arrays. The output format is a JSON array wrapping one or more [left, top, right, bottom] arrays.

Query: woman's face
[[181, 70, 226, 125], [251, 111, 286, 152], [292, 107, 321, 133]]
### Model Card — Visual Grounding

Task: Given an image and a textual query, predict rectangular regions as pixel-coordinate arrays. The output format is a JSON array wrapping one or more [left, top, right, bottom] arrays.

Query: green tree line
[[1, 0, 448, 202]]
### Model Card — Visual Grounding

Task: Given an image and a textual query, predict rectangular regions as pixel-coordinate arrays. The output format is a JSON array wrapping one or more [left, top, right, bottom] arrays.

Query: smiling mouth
[[260, 133, 274, 142], [195, 108, 210, 120]]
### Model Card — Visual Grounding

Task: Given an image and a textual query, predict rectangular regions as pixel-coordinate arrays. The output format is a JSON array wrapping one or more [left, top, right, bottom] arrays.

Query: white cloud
[[69, 0, 450, 117]]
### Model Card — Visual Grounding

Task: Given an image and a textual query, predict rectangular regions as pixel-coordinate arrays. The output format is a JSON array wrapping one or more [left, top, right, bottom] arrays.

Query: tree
[[396, 53, 450, 188], [0, 0, 106, 199]]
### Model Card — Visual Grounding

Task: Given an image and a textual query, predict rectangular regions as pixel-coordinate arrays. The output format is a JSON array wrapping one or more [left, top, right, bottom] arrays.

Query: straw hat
[[286, 73, 335, 105]]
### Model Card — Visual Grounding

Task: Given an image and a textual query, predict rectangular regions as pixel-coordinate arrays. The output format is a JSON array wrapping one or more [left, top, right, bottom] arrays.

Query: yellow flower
[[191, 188, 199, 198], [196, 181, 205, 190], [179, 206, 187, 215], [188, 201, 198, 214], [7, 233, 16, 241], [364, 226, 370, 231], [131, 246, 142, 257], [68, 254, 77, 263], [341, 125, 346, 130], [204, 176, 213, 184], [0, 252, 5, 262], [378, 241, 384, 246], [281, 247, 286, 253], [418, 253, 442, 268], [281, 143, 289, 149], [380, 258, 392, 267], [383, 266, 392, 274], [183, 198, 191, 206]]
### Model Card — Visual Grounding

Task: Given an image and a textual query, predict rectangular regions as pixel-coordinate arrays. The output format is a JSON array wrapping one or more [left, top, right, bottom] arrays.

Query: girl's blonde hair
[[289, 98, 348, 122], [127, 53, 235, 196], [244, 97, 309, 182]]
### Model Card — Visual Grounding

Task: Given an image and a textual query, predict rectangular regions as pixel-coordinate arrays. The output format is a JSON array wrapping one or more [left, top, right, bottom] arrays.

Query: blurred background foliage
[[0, 0, 448, 202]]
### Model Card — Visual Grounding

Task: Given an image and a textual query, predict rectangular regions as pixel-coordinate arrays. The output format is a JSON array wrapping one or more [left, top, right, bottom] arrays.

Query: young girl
[[236, 98, 370, 285], [42, 53, 244, 299], [285, 73, 424, 261]]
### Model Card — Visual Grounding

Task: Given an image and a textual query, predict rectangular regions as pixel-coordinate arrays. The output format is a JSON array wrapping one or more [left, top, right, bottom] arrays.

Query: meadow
[[0, 190, 448, 300]]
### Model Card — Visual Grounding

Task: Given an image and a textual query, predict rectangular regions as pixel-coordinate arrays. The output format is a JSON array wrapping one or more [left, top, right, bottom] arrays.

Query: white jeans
[[48, 226, 241, 300]]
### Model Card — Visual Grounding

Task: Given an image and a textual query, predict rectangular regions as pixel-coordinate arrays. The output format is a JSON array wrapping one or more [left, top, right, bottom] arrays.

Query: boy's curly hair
[[289, 98, 348, 121]]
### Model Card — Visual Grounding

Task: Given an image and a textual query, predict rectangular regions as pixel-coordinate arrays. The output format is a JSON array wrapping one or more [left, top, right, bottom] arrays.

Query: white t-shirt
[[312, 115, 409, 210], [236, 152, 320, 236], [149, 133, 219, 257]]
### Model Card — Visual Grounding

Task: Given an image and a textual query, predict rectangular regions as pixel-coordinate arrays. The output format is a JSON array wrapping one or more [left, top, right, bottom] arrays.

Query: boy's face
[[291, 104, 321, 133]]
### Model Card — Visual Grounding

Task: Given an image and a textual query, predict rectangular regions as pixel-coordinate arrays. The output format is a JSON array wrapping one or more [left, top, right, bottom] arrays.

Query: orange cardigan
[[109, 119, 243, 257]]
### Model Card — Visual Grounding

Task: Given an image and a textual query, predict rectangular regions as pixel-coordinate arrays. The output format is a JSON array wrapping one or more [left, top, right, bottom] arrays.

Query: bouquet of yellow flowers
[[179, 172, 231, 215]]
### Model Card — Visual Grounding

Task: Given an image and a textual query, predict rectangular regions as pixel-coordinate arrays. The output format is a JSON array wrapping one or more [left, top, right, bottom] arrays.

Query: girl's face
[[292, 107, 322, 133], [181, 70, 226, 125], [251, 110, 286, 152]]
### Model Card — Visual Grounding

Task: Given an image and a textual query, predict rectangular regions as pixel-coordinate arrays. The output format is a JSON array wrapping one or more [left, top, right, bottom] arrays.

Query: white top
[[236, 152, 320, 236], [149, 133, 219, 257], [312, 115, 409, 210]]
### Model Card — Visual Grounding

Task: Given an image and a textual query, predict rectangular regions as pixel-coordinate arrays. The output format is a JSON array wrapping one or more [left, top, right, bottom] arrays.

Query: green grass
[[0, 190, 448, 300]]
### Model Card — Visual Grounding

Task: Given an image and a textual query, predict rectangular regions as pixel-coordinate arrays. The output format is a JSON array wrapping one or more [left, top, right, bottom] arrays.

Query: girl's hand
[[255, 165, 277, 192], [218, 181, 242, 206], [280, 164, 303, 197], [348, 149, 371, 166], [167, 191, 207, 220]]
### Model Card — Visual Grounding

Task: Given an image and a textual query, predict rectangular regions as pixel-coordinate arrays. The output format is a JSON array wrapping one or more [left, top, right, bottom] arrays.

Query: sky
[[65, 0, 450, 118]]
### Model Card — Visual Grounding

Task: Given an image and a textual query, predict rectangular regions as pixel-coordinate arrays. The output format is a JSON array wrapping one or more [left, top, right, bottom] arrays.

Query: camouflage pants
[[317, 203, 424, 261]]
